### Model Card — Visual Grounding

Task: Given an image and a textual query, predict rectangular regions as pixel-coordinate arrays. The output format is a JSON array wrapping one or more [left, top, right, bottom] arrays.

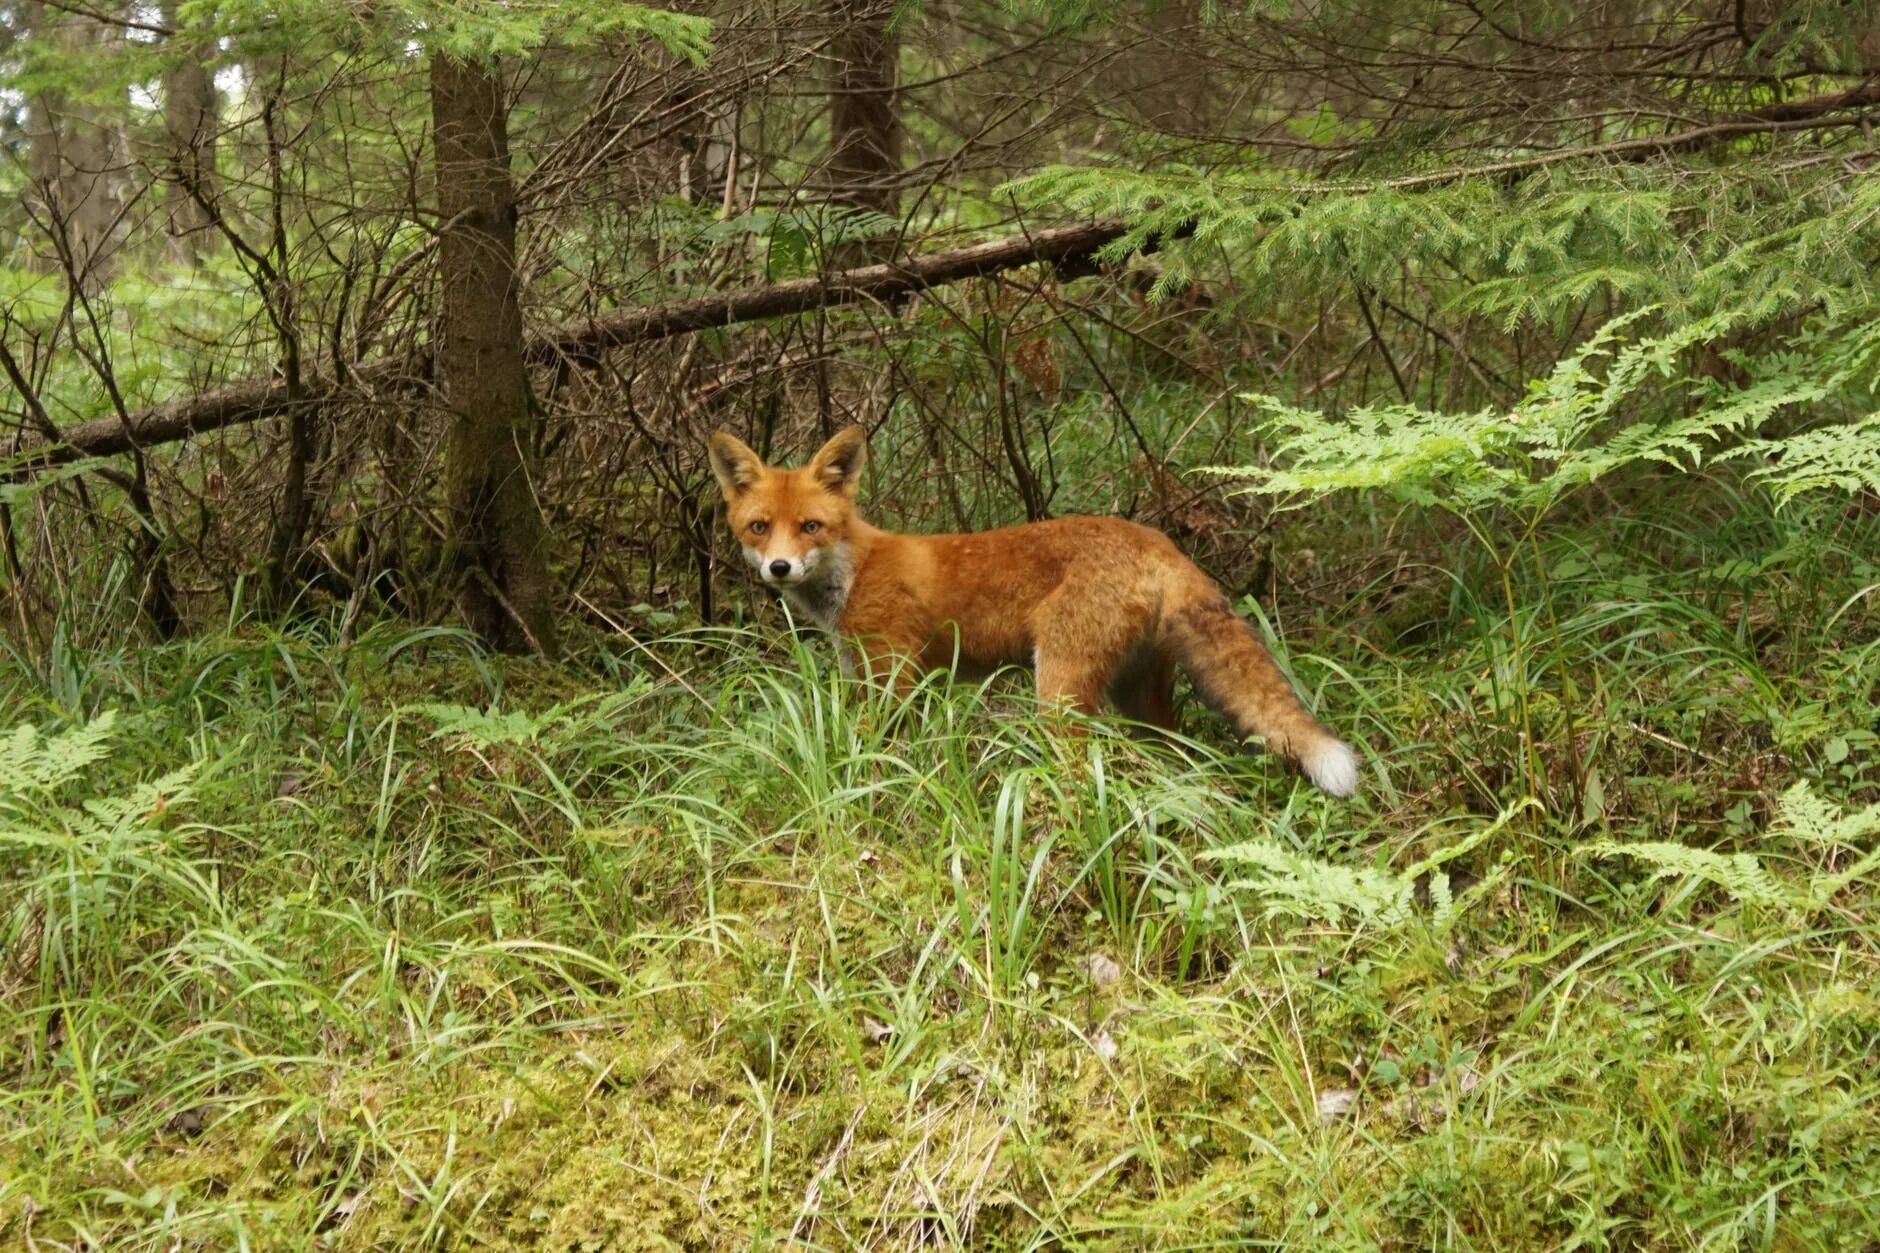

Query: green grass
[[2, 485, 1878, 1249]]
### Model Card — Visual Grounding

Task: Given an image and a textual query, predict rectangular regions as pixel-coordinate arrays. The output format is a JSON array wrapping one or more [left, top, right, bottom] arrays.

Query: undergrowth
[[2, 478, 1878, 1250]]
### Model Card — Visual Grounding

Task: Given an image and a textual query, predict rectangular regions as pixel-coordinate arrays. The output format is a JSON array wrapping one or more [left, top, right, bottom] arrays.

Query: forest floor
[[2, 488, 1878, 1249]]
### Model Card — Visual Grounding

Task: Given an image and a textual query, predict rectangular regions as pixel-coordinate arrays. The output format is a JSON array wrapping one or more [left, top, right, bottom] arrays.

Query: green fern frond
[[0, 713, 194, 853], [0, 712, 121, 797], [1200, 839, 1419, 927], [1768, 782, 1880, 905], [410, 704, 569, 747], [1734, 414, 1880, 506], [1201, 804, 1527, 929], [1215, 311, 1871, 519], [1769, 781, 1880, 851], [1583, 840, 1795, 907], [1586, 785, 1880, 912]]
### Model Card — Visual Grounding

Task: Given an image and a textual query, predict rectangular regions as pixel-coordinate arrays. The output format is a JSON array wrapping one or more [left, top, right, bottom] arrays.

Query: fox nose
[[768, 559, 792, 579]]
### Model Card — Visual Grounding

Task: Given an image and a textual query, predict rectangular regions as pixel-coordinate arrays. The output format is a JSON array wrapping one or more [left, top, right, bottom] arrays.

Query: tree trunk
[[430, 53, 559, 657], [258, 72, 311, 610], [671, 76, 737, 211], [161, 0, 217, 266], [828, 0, 900, 260], [23, 2, 124, 285]]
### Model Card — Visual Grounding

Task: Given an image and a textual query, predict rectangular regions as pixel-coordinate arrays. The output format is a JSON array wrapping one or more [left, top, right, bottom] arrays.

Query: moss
[[11, 566, 1880, 1250]]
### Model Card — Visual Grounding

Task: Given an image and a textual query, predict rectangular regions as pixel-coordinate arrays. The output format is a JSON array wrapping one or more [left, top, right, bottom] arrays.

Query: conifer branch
[[1354, 80, 1880, 193]]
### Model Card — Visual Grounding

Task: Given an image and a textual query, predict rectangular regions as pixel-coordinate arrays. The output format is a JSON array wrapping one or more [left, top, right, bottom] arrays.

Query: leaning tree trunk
[[828, 0, 900, 260], [161, 0, 217, 266], [23, 1, 124, 285], [429, 53, 558, 657]]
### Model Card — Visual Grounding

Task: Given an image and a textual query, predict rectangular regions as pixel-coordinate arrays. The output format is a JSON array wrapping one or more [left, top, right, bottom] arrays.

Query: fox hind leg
[[1108, 646, 1178, 735], [1031, 590, 1146, 723], [1034, 652, 1109, 718]]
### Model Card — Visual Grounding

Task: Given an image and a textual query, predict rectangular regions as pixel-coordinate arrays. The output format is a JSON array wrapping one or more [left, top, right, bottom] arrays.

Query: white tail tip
[[1304, 738, 1361, 798]]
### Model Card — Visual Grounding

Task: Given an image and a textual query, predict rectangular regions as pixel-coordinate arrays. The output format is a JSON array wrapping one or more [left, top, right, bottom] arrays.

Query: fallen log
[[15, 218, 1146, 468]]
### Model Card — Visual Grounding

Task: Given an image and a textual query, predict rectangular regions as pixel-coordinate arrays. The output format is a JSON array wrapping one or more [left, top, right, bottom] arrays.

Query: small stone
[[1316, 1087, 1358, 1122]]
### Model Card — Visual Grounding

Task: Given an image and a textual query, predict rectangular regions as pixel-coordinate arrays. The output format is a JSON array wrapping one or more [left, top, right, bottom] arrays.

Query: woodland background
[[3, 1, 1880, 1247]]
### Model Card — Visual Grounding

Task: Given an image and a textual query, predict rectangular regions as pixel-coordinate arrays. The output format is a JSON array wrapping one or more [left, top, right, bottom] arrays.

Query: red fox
[[708, 425, 1359, 797]]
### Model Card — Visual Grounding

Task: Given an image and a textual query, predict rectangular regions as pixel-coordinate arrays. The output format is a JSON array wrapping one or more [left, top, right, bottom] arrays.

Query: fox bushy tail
[[1163, 588, 1359, 797]]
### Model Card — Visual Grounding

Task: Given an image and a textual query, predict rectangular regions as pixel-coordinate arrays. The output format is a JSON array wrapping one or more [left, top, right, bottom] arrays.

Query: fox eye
[[749, 520, 769, 535], [801, 520, 822, 534]]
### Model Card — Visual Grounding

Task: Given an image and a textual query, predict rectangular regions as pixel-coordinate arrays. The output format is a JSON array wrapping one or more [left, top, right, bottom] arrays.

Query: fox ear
[[807, 424, 868, 497], [708, 432, 764, 497]]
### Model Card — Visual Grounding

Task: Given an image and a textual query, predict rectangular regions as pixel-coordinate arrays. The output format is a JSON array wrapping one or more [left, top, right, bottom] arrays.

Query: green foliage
[[410, 700, 583, 747], [0, 457, 109, 507], [1201, 801, 1524, 930], [952, 764, 1059, 996], [1207, 303, 1876, 815], [1770, 779, 1880, 852], [402, 0, 713, 63], [2, 474, 1878, 1246], [1220, 310, 1876, 518], [0, 260, 266, 428], [0, 711, 203, 1015], [1582, 838, 1795, 908], [182, 0, 712, 63], [706, 205, 905, 280], [0, 712, 196, 860], [1012, 118, 1880, 329], [0, 711, 123, 796], [1585, 783, 1880, 912], [1202, 836, 1426, 925], [1735, 413, 1880, 505]]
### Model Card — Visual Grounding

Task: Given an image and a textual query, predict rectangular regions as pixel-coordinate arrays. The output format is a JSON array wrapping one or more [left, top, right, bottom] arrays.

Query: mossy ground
[[3, 489, 1878, 1249]]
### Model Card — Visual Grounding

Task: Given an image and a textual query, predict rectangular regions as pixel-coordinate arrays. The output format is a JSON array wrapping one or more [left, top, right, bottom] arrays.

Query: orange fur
[[709, 426, 1359, 796]]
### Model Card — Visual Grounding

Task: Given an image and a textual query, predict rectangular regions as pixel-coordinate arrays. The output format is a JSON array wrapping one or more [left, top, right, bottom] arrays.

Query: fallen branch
[[525, 218, 1150, 363], [15, 218, 1149, 468], [1357, 78, 1880, 193], [13, 361, 410, 465]]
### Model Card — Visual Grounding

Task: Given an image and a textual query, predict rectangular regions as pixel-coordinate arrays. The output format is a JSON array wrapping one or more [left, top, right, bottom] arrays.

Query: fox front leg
[[842, 630, 927, 699]]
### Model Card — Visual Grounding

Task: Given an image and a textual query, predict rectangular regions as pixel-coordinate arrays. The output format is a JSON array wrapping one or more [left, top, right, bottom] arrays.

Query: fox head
[[708, 425, 867, 589]]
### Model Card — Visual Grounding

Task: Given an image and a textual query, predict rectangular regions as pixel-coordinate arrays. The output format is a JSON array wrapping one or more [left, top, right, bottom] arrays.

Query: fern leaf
[[1736, 414, 1880, 506], [1583, 839, 1796, 907], [0, 712, 120, 797], [1200, 839, 1416, 927], [1767, 782, 1880, 905]]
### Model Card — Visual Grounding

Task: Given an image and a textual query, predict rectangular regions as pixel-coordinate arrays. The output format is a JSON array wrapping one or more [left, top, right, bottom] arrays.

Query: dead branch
[[16, 218, 1153, 470]]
